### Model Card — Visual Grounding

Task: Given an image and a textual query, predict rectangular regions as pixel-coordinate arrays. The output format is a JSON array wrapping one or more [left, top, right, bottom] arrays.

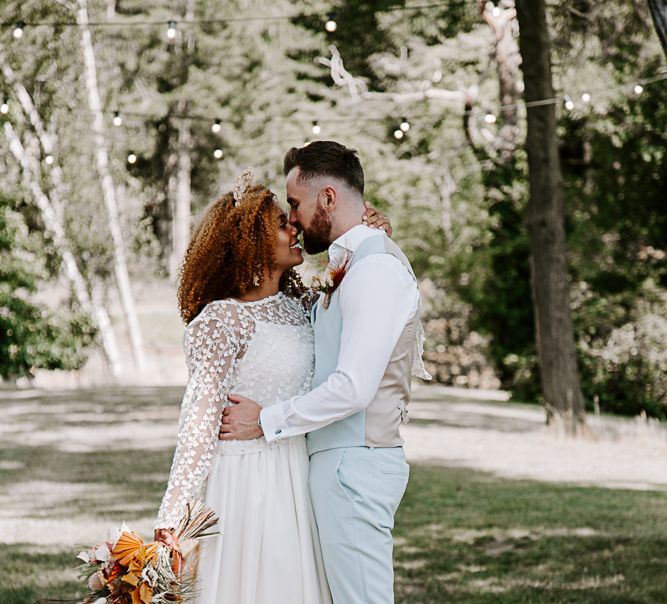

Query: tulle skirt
[[194, 435, 332, 604]]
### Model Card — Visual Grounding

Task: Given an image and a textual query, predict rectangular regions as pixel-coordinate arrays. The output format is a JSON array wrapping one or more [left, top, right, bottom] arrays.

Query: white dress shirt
[[259, 224, 419, 442]]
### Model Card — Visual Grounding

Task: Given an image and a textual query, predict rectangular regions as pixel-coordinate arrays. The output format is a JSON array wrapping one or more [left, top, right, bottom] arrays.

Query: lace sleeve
[[155, 311, 243, 529]]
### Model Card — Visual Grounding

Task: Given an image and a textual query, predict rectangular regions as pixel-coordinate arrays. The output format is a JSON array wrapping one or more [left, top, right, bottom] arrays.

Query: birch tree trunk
[[4, 122, 122, 377], [169, 116, 192, 281], [167, 0, 196, 281], [77, 0, 146, 372], [515, 0, 586, 435]]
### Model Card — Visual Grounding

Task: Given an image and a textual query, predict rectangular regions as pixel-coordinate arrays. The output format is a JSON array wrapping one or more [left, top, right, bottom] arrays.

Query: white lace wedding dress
[[155, 292, 331, 604]]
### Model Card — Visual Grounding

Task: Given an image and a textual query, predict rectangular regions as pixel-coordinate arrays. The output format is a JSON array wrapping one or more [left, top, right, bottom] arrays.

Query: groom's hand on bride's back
[[219, 394, 264, 441]]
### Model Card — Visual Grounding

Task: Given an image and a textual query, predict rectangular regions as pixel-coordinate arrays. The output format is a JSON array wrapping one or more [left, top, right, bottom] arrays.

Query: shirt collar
[[328, 224, 383, 264]]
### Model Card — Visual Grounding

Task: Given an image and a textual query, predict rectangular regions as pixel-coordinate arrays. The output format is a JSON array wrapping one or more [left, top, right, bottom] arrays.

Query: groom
[[220, 141, 426, 603]]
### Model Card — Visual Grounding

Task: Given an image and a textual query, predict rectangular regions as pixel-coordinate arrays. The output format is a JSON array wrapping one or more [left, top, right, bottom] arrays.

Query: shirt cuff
[[260, 404, 289, 443]]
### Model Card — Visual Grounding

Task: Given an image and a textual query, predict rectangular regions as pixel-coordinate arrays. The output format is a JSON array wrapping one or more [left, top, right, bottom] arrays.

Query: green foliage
[[0, 196, 94, 381], [0, 0, 664, 416]]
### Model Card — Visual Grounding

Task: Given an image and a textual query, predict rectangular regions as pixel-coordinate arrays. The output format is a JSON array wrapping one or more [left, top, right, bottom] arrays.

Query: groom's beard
[[302, 204, 332, 255]]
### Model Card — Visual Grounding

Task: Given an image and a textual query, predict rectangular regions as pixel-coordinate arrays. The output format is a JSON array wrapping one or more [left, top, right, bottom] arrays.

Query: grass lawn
[[1, 388, 665, 603]]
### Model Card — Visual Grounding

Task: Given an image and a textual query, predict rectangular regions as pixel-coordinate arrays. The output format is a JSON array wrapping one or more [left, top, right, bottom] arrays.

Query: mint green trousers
[[309, 446, 409, 604]]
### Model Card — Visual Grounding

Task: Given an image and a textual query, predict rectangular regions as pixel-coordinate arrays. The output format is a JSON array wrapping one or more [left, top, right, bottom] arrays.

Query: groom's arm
[[258, 255, 418, 442]]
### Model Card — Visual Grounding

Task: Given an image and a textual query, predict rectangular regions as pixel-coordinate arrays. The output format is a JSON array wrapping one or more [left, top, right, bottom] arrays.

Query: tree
[[0, 195, 94, 382], [515, 0, 586, 434], [76, 0, 146, 371], [0, 41, 123, 376]]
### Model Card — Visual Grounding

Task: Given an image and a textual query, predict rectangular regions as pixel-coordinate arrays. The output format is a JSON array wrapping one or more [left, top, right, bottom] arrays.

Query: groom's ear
[[322, 186, 337, 210]]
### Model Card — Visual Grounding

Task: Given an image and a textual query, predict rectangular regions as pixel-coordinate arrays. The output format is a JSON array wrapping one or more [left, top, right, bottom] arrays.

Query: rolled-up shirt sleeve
[[259, 254, 418, 442]]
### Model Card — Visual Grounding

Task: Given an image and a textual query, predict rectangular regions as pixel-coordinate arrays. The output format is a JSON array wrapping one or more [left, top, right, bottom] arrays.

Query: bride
[[154, 173, 390, 603]]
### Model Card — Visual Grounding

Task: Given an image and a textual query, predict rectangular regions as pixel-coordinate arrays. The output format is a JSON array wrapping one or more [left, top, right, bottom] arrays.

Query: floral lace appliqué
[[155, 293, 314, 529]]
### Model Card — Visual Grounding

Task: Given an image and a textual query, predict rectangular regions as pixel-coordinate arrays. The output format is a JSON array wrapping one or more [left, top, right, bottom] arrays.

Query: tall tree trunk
[[169, 116, 192, 281], [167, 0, 196, 281], [647, 0, 667, 57], [515, 0, 586, 435], [4, 123, 122, 377], [77, 0, 146, 372]]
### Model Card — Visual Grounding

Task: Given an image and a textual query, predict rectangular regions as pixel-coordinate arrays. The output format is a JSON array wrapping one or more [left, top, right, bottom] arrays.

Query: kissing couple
[[154, 140, 430, 603]]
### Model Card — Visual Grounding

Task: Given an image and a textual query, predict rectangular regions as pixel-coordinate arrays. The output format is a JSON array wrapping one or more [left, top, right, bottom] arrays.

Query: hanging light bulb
[[213, 148, 224, 159], [166, 20, 177, 40], [393, 129, 404, 140], [0, 98, 9, 115], [311, 121, 321, 135], [432, 69, 442, 83], [112, 111, 122, 127], [325, 13, 337, 33], [211, 119, 221, 133], [13, 20, 25, 39], [564, 96, 575, 111], [45, 155, 54, 165], [484, 112, 497, 124], [633, 84, 644, 95], [581, 92, 591, 103], [400, 117, 410, 132], [127, 152, 137, 165]]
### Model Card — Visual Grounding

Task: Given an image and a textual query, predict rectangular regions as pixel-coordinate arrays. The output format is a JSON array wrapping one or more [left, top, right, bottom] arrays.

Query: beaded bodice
[[155, 292, 314, 529]]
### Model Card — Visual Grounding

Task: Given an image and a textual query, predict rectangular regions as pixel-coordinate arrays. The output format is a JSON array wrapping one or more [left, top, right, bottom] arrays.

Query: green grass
[[394, 467, 667, 603], [1, 388, 666, 603]]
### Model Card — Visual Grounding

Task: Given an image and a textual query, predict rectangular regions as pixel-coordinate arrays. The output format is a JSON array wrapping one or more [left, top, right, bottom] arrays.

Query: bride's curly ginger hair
[[177, 185, 305, 324]]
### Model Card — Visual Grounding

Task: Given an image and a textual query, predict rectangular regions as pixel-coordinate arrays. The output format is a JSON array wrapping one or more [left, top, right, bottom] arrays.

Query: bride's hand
[[362, 201, 393, 237], [154, 527, 175, 545]]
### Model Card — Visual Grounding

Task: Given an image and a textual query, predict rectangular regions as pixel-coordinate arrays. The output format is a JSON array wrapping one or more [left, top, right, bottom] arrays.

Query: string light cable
[[1, 69, 663, 162], [88, 69, 667, 128]]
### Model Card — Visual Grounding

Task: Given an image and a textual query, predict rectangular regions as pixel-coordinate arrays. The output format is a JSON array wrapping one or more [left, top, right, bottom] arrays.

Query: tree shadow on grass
[[0, 544, 81, 604], [394, 466, 667, 603], [0, 444, 171, 520]]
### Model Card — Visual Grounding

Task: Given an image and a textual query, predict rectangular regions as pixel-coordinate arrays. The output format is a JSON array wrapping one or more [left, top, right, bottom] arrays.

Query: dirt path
[[404, 384, 667, 491]]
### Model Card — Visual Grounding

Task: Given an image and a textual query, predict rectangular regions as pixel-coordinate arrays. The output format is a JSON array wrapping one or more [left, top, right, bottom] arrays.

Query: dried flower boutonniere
[[311, 253, 352, 310]]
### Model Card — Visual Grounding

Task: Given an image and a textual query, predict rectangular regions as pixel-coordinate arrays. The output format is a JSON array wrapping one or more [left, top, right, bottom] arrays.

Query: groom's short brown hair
[[283, 141, 364, 195]]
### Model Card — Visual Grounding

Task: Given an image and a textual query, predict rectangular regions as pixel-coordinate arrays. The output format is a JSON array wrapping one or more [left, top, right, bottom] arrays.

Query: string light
[[0, 98, 8, 114], [13, 20, 24, 39], [64, 70, 667, 155], [45, 155, 54, 165], [211, 119, 221, 133], [95, 70, 664, 130], [127, 152, 137, 164], [325, 13, 337, 33], [112, 111, 122, 126], [432, 69, 442, 83], [166, 20, 177, 40]]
